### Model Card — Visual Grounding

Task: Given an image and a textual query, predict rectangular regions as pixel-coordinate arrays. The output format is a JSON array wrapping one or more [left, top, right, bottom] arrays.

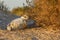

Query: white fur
[[7, 15, 28, 31]]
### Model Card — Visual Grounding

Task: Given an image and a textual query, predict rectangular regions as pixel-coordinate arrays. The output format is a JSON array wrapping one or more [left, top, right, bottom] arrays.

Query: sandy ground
[[0, 25, 60, 40]]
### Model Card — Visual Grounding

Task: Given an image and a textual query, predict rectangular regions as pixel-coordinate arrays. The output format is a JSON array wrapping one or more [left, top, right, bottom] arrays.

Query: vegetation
[[11, 6, 30, 16], [12, 0, 59, 27], [0, 1, 8, 12]]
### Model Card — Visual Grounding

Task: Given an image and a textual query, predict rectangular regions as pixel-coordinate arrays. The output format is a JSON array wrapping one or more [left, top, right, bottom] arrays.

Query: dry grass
[[0, 25, 60, 40]]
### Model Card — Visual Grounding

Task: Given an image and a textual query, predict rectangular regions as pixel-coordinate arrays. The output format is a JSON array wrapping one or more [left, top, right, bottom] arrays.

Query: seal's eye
[[23, 15, 28, 18], [24, 16, 27, 18]]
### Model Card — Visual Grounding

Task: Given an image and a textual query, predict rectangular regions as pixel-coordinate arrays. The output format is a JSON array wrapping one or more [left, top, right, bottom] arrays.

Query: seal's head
[[21, 15, 29, 20]]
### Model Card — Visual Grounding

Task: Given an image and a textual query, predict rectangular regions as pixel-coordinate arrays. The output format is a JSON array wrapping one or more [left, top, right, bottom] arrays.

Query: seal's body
[[7, 15, 29, 31]]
